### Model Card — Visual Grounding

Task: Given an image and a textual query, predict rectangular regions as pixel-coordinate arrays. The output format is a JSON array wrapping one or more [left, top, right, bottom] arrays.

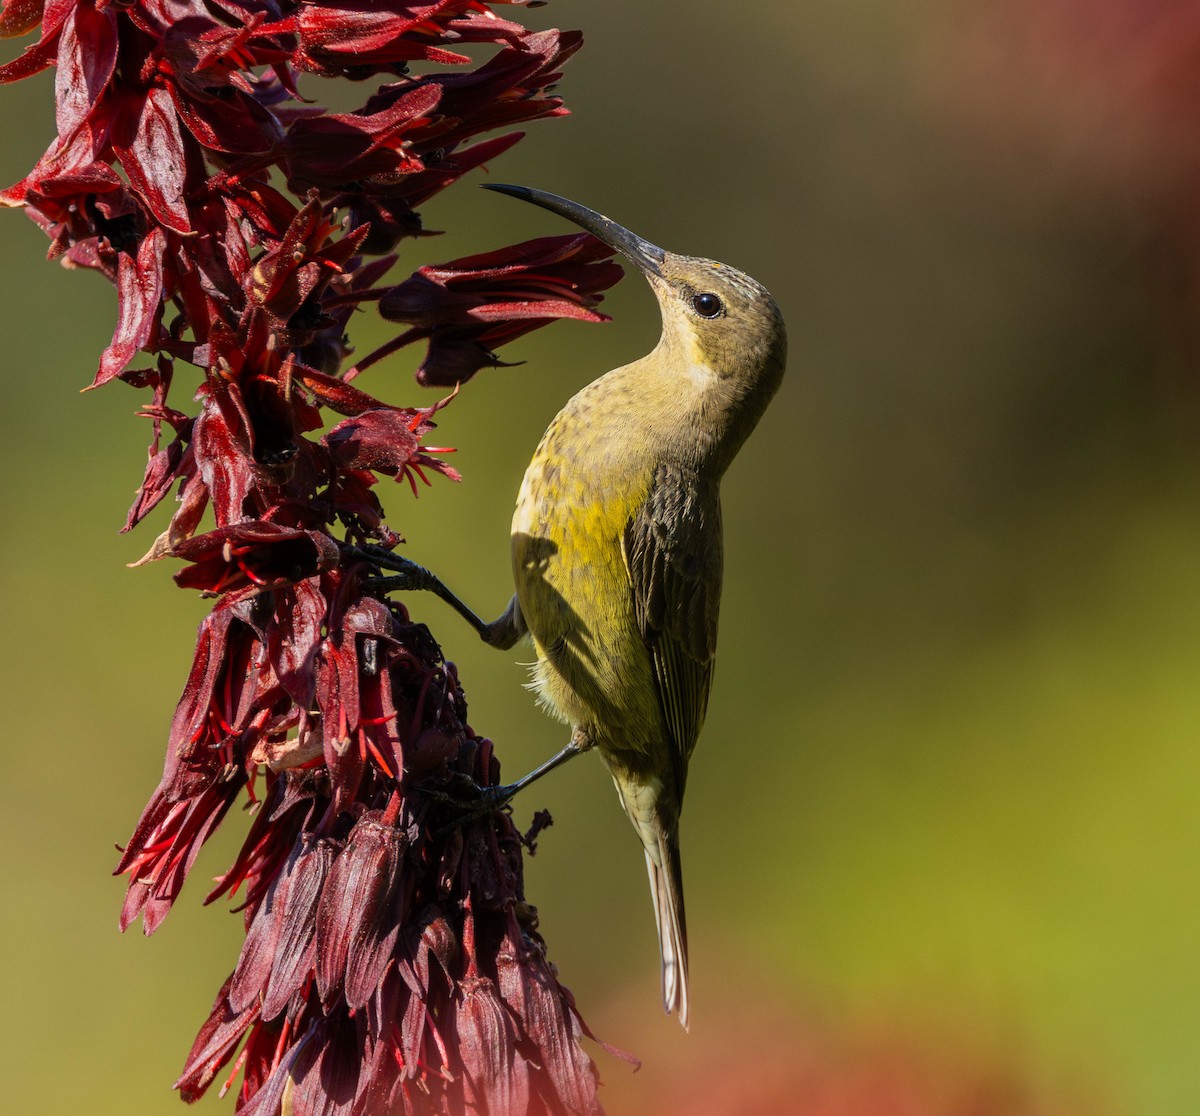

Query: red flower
[[374, 233, 623, 384], [3, 2, 624, 1112], [172, 523, 338, 595], [324, 397, 461, 494], [402, 29, 583, 155], [281, 83, 442, 193], [176, 746, 609, 1115]]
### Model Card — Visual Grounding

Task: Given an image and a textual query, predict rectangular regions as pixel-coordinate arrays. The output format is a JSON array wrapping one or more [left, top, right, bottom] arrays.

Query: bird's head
[[650, 251, 786, 400], [483, 184, 787, 464]]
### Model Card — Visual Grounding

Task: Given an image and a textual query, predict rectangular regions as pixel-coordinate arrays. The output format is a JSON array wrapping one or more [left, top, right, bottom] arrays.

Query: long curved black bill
[[483, 183, 665, 277]]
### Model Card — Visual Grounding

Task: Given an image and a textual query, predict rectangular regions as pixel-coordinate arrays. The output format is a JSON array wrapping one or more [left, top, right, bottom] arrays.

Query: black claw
[[347, 545, 426, 578], [362, 574, 430, 594], [483, 783, 519, 810], [428, 779, 517, 837]]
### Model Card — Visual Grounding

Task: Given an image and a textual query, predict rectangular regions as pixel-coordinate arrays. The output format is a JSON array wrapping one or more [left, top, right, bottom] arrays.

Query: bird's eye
[[691, 292, 723, 318]]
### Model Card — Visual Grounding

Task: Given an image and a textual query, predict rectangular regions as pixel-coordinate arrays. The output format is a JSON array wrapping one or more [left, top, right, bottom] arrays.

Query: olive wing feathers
[[621, 463, 722, 797]]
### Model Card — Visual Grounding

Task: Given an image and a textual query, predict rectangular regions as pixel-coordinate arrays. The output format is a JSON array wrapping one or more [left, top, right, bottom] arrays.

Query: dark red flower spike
[[2, 1, 624, 1112]]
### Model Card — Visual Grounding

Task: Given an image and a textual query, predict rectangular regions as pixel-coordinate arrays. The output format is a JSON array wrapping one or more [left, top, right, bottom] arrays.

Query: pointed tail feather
[[644, 829, 689, 1030]]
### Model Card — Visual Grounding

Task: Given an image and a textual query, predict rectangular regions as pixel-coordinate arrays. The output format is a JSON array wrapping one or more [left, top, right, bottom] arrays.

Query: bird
[[364, 185, 786, 1028]]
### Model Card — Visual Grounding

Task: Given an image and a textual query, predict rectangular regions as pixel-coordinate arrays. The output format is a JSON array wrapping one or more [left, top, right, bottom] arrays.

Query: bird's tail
[[644, 825, 689, 1030]]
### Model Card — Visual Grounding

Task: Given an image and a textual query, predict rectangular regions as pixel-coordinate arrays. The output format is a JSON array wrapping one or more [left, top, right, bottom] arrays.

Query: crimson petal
[[92, 228, 165, 387]]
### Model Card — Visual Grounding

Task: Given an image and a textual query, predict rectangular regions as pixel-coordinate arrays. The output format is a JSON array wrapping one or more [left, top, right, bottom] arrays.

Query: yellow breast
[[509, 400, 662, 752]]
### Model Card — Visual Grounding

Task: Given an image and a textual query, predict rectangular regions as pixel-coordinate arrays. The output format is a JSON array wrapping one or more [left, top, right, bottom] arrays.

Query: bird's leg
[[488, 728, 592, 806], [350, 545, 522, 649], [436, 728, 593, 832]]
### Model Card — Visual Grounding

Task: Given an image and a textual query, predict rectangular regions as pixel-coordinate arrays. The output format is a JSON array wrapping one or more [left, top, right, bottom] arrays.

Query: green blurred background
[[5, 1, 1200, 1112]]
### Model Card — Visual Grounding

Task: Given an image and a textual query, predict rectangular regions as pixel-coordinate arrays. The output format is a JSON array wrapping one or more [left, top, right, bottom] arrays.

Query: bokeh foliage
[[4, 1, 1200, 1113]]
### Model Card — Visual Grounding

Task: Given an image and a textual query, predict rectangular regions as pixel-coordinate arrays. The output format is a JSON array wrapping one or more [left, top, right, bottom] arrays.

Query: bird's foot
[[362, 573, 432, 595], [427, 777, 519, 835], [348, 545, 438, 591], [348, 545, 499, 643]]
